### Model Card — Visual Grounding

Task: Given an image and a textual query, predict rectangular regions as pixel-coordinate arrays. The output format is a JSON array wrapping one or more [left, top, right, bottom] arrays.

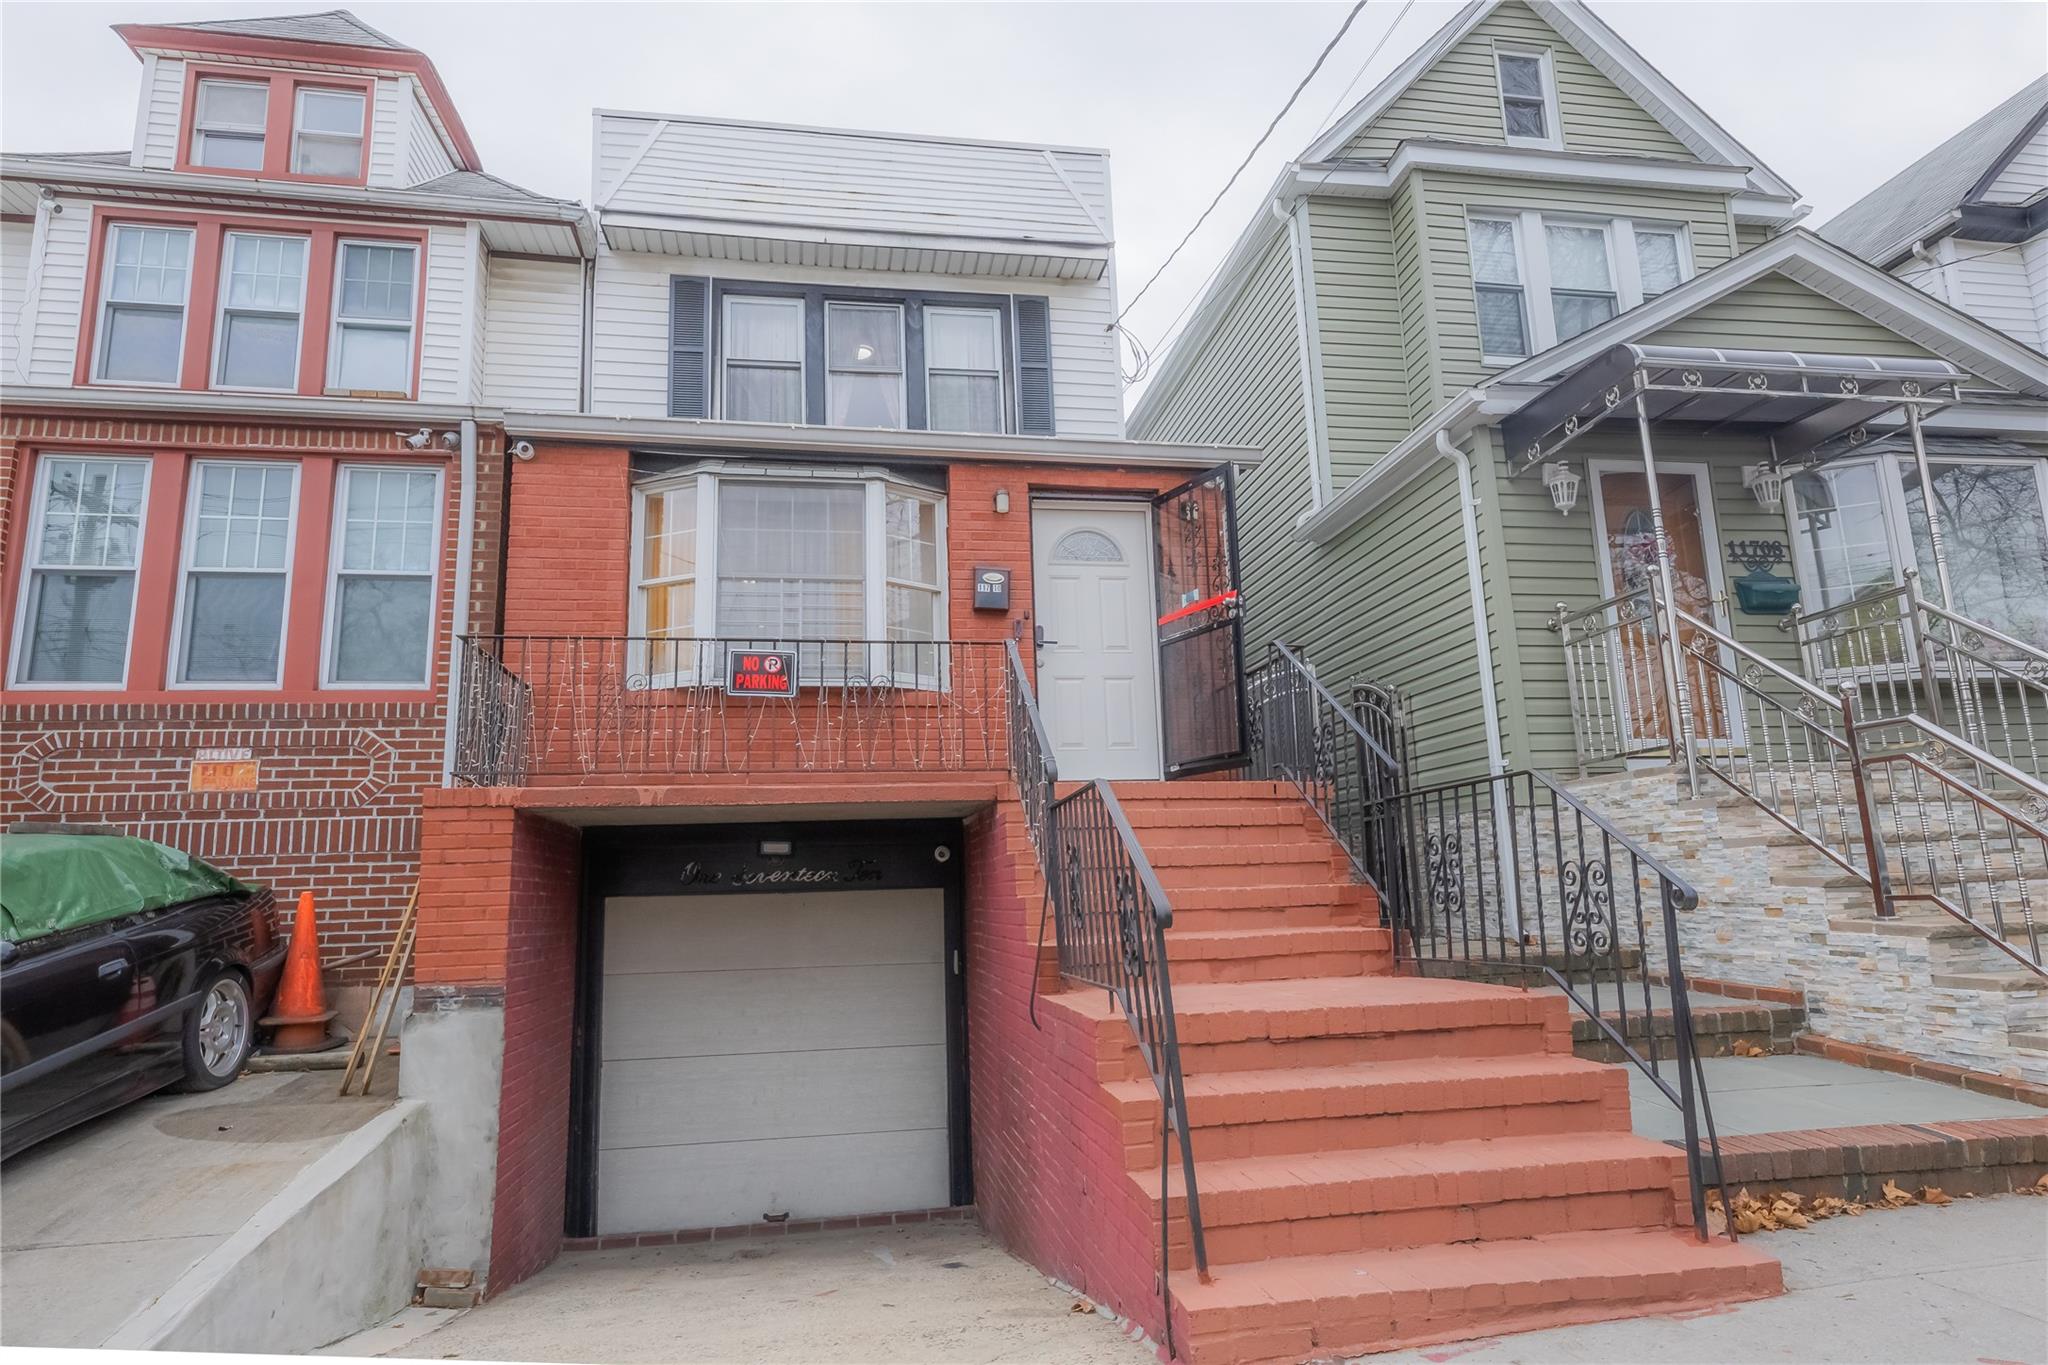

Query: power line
[[1894, 240, 2026, 282], [1113, 0, 1371, 332]]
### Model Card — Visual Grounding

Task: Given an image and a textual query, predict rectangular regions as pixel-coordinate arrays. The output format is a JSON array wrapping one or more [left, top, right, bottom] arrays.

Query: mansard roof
[[146, 10, 410, 52]]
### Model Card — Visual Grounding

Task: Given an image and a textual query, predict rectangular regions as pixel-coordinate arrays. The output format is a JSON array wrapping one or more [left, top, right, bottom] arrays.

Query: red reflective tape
[[1157, 589, 1238, 626]]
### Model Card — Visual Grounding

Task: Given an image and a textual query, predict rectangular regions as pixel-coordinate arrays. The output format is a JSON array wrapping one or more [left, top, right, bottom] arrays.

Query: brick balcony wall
[[1, 411, 507, 986]]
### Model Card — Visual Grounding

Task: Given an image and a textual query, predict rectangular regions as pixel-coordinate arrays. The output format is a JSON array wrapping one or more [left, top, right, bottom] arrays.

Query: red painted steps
[[1164, 927, 1392, 984]]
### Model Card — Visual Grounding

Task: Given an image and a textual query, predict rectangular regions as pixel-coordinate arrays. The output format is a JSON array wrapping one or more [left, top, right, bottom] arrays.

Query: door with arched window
[[1029, 502, 1162, 780]]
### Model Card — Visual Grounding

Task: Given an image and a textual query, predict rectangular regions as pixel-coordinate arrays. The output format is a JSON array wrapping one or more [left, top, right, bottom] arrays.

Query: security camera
[[439, 430, 461, 450], [397, 428, 433, 450], [509, 440, 537, 461]]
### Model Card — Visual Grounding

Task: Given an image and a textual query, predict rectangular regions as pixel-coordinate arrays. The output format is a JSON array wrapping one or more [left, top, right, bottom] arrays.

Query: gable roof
[[151, 10, 409, 51], [1821, 75, 2048, 267], [1302, 0, 1798, 205]]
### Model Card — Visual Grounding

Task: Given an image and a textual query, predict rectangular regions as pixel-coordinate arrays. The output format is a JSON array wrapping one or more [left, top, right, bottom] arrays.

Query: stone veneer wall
[[1563, 770, 2048, 1084]]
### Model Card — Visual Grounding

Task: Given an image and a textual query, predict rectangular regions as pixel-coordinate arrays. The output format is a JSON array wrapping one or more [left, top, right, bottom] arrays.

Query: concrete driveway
[[1, 1067, 394, 1348], [373, 1221, 1151, 1365]]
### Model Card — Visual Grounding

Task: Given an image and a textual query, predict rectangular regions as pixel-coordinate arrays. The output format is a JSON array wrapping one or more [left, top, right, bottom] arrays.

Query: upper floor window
[[96, 225, 193, 385], [292, 88, 367, 179], [722, 296, 805, 423], [826, 302, 906, 429], [13, 457, 150, 686], [329, 242, 419, 395], [214, 233, 308, 391], [192, 79, 268, 171], [1468, 213, 1691, 363], [326, 465, 441, 685], [925, 307, 1004, 434], [673, 278, 1055, 435], [175, 461, 298, 685], [1495, 47, 1560, 148]]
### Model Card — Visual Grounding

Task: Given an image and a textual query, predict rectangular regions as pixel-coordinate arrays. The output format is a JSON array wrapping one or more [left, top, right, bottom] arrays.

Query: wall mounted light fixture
[[1542, 462, 1581, 516], [993, 489, 1011, 515], [1743, 464, 1787, 513]]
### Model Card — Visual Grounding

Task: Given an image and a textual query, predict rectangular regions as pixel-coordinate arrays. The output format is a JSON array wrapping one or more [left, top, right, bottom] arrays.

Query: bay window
[[631, 468, 948, 683], [925, 307, 1004, 433], [192, 79, 268, 170], [292, 87, 366, 178], [13, 457, 150, 685], [214, 233, 308, 391], [96, 225, 193, 385], [175, 461, 297, 685], [825, 302, 906, 429], [1790, 455, 2048, 649], [722, 296, 805, 422], [325, 465, 440, 685], [329, 241, 418, 395]]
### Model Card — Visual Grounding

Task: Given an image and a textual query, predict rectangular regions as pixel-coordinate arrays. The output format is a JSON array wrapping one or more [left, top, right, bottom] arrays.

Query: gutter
[[438, 419, 479, 785], [0, 384, 492, 426]]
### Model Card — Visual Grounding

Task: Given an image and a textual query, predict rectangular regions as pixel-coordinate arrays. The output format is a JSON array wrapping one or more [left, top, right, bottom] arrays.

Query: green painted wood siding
[[1339, 1, 1694, 161], [1308, 198, 1411, 483], [1422, 172, 1740, 402]]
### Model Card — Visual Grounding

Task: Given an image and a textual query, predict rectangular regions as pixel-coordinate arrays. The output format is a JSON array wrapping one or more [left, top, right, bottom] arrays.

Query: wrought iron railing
[[1552, 587, 1680, 770], [1785, 573, 2048, 785], [449, 636, 1008, 784], [1005, 639, 1057, 851], [1247, 643, 1732, 1242]]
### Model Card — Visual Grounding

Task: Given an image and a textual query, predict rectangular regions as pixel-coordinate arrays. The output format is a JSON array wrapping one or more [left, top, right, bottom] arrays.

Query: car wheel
[[178, 971, 253, 1091]]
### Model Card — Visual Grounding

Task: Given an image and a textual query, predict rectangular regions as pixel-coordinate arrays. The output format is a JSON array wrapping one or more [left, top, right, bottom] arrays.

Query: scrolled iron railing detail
[[1247, 643, 1734, 1242]]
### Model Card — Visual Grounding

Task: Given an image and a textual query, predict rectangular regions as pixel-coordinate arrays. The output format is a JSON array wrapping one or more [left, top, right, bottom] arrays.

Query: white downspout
[[1438, 429, 1518, 933], [438, 418, 479, 785]]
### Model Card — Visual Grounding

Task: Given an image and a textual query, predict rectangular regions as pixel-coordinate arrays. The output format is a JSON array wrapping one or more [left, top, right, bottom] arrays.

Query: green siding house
[[1131, 0, 2048, 789]]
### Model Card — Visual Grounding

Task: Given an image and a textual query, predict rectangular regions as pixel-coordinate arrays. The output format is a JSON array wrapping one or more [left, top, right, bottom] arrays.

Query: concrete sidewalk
[[1, 1068, 394, 1348], [1376, 1195, 2048, 1364], [1628, 1052, 2042, 1141]]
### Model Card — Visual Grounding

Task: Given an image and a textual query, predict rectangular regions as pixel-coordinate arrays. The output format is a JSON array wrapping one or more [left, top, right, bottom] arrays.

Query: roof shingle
[[149, 10, 410, 52]]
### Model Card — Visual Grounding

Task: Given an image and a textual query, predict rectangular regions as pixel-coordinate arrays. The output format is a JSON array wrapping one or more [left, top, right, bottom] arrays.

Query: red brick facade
[[0, 409, 507, 985]]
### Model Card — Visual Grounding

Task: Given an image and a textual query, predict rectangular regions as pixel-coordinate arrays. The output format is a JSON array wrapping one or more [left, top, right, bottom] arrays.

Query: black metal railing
[[1248, 643, 1732, 1242], [1005, 640, 1057, 852], [450, 636, 1009, 784]]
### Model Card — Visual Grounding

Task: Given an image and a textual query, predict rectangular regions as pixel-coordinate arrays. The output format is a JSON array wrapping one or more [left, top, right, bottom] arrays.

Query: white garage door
[[596, 888, 949, 1235]]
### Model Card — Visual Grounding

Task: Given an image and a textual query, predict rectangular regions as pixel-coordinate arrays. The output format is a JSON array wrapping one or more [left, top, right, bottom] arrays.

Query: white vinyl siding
[[367, 77, 405, 187], [23, 200, 89, 386], [589, 247, 1122, 435], [1, 219, 31, 381], [482, 256, 583, 410], [135, 57, 186, 169], [1894, 238, 2045, 352], [413, 227, 467, 401], [1981, 119, 2048, 205], [404, 85, 457, 185]]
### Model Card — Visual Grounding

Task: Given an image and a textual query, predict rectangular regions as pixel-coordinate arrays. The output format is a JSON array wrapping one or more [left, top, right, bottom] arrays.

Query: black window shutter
[[1014, 296, 1055, 435], [669, 276, 710, 418]]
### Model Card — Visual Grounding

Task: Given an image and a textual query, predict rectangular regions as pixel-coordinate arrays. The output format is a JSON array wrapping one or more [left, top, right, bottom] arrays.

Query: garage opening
[[566, 820, 968, 1239]]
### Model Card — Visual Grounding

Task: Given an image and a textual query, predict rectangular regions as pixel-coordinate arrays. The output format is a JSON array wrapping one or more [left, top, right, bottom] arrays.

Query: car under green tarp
[[0, 834, 251, 944]]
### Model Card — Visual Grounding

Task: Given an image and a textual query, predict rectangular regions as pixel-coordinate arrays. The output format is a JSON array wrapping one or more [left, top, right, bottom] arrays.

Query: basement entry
[[581, 823, 964, 1237]]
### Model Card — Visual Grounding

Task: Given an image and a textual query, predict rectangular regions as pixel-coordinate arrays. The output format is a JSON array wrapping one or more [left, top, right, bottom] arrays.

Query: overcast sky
[[4, 1, 2043, 392]]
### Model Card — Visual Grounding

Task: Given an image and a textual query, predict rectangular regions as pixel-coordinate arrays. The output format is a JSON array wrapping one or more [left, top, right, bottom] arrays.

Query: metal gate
[[1152, 464, 1247, 776]]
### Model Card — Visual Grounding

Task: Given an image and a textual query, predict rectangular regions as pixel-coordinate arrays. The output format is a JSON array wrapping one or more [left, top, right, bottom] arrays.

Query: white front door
[[1031, 502, 1162, 781]]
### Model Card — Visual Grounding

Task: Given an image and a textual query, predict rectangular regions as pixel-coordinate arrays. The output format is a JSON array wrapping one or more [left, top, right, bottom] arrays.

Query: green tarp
[[0, 834, 250, 944]]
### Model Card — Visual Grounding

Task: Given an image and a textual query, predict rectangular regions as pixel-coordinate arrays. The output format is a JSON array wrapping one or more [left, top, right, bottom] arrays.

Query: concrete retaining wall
[[104, 1101, 429, 1354]]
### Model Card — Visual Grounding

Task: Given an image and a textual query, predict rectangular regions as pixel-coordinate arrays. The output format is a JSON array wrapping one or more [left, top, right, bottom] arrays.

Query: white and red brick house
[[0, 12, 589, 990]]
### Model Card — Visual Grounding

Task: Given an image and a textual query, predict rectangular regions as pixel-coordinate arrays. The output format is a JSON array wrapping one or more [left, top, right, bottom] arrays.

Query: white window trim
[[319, 463, 444, 689], [922, 304, 1005, 436], [212, 231, 310, 393], [825, 301, 909, 431], [627, 464, 950, 684], [718, 295, 805, 423], [326, 238, 419, 397], [291, 85, 366, 178], [1470, 210, 1692, 366], [192, 77, 269, 170], [1495, 43, 1563, 152], [169, 458, 300, 690], [8, 454, 152, 690], [92, 223, 196, 389]]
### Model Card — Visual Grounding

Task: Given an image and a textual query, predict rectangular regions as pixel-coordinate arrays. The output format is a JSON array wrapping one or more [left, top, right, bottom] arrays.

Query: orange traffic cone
[[261, 891, 340, 1053]]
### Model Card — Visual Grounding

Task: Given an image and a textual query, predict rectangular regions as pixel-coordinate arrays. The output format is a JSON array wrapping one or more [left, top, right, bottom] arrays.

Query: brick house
[[0, 12, 588, 992]]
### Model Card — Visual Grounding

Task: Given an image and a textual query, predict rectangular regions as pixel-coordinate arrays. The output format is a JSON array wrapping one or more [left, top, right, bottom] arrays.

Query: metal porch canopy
[[1502, 344, 1966, 477]]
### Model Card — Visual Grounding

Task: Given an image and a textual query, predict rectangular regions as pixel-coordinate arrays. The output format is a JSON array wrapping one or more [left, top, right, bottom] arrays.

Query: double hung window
[[1543, 223, 1618, 341], [1468, 214, 1688, 361], [215, 233, 308, 390], [722, 297, 805, 423], [1496, 48, 1559, 147], [925, 307, 1004, 434], [14, 457, 150, 685], [192, 79, 268, 170], [1634, 226, 1686, 299], [1469, 217, 1529, 361], [825, 302, 906, 429], [326, 466, 440, 684], [176, 461, 297, 685], [329, 242, 418, 395], [292, 88, 366, 178], [96, 225, 193, 385]]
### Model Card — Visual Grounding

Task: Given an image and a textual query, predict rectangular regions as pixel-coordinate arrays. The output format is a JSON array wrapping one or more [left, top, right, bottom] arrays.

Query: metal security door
[[1153, 464, 1248, 776]]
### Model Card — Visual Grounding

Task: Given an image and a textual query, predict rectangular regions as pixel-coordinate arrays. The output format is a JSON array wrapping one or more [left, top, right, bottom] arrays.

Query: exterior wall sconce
[[1542, 462, 1581, 515], [1743, 464, 1787, 513], [993, 489, 1011, 515]]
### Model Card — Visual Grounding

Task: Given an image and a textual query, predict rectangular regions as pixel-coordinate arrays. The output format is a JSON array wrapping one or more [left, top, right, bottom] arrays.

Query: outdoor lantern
[[1542, 462, 1581, 516], [993, 488, 1010, 515], [1743, 463, 1787, 513]]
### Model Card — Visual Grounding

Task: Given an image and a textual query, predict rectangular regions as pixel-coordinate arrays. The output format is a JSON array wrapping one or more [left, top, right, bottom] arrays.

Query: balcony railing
[[451, 635, 1010, 785]]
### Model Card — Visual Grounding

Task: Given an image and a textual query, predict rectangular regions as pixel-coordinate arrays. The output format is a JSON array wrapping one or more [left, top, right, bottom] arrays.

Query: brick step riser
[[1110, 1024, 1558, 1080], [1170, 883, 1373, 912], [1125, 1095, 1625, 1165], [1154, 863, 1349, 890], [1166, 906, 1366, 932], [1142, 843, 1351, 870], [1158, 1186, 1679, 1271], [1164, 951, 1390, 983]]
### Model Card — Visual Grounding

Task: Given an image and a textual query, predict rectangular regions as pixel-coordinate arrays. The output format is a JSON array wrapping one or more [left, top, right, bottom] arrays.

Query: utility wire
[[1894, 240, 2026, 282], [1113, 0, 1371, 331]]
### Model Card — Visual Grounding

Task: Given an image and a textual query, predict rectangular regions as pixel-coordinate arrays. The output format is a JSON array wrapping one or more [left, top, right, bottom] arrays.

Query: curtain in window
[[1545, 224, 1617, 340], [1904, 463, 2048, 646], [1469, 219, 1528, 358], [724, 298, 804, 423], [716, 483, 867, 650], [826, 303, 905, 428]]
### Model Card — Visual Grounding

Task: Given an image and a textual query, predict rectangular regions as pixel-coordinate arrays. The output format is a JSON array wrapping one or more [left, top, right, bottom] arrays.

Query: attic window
[[192, 79, 268, 170], [1495, 48, 1559, 148]]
